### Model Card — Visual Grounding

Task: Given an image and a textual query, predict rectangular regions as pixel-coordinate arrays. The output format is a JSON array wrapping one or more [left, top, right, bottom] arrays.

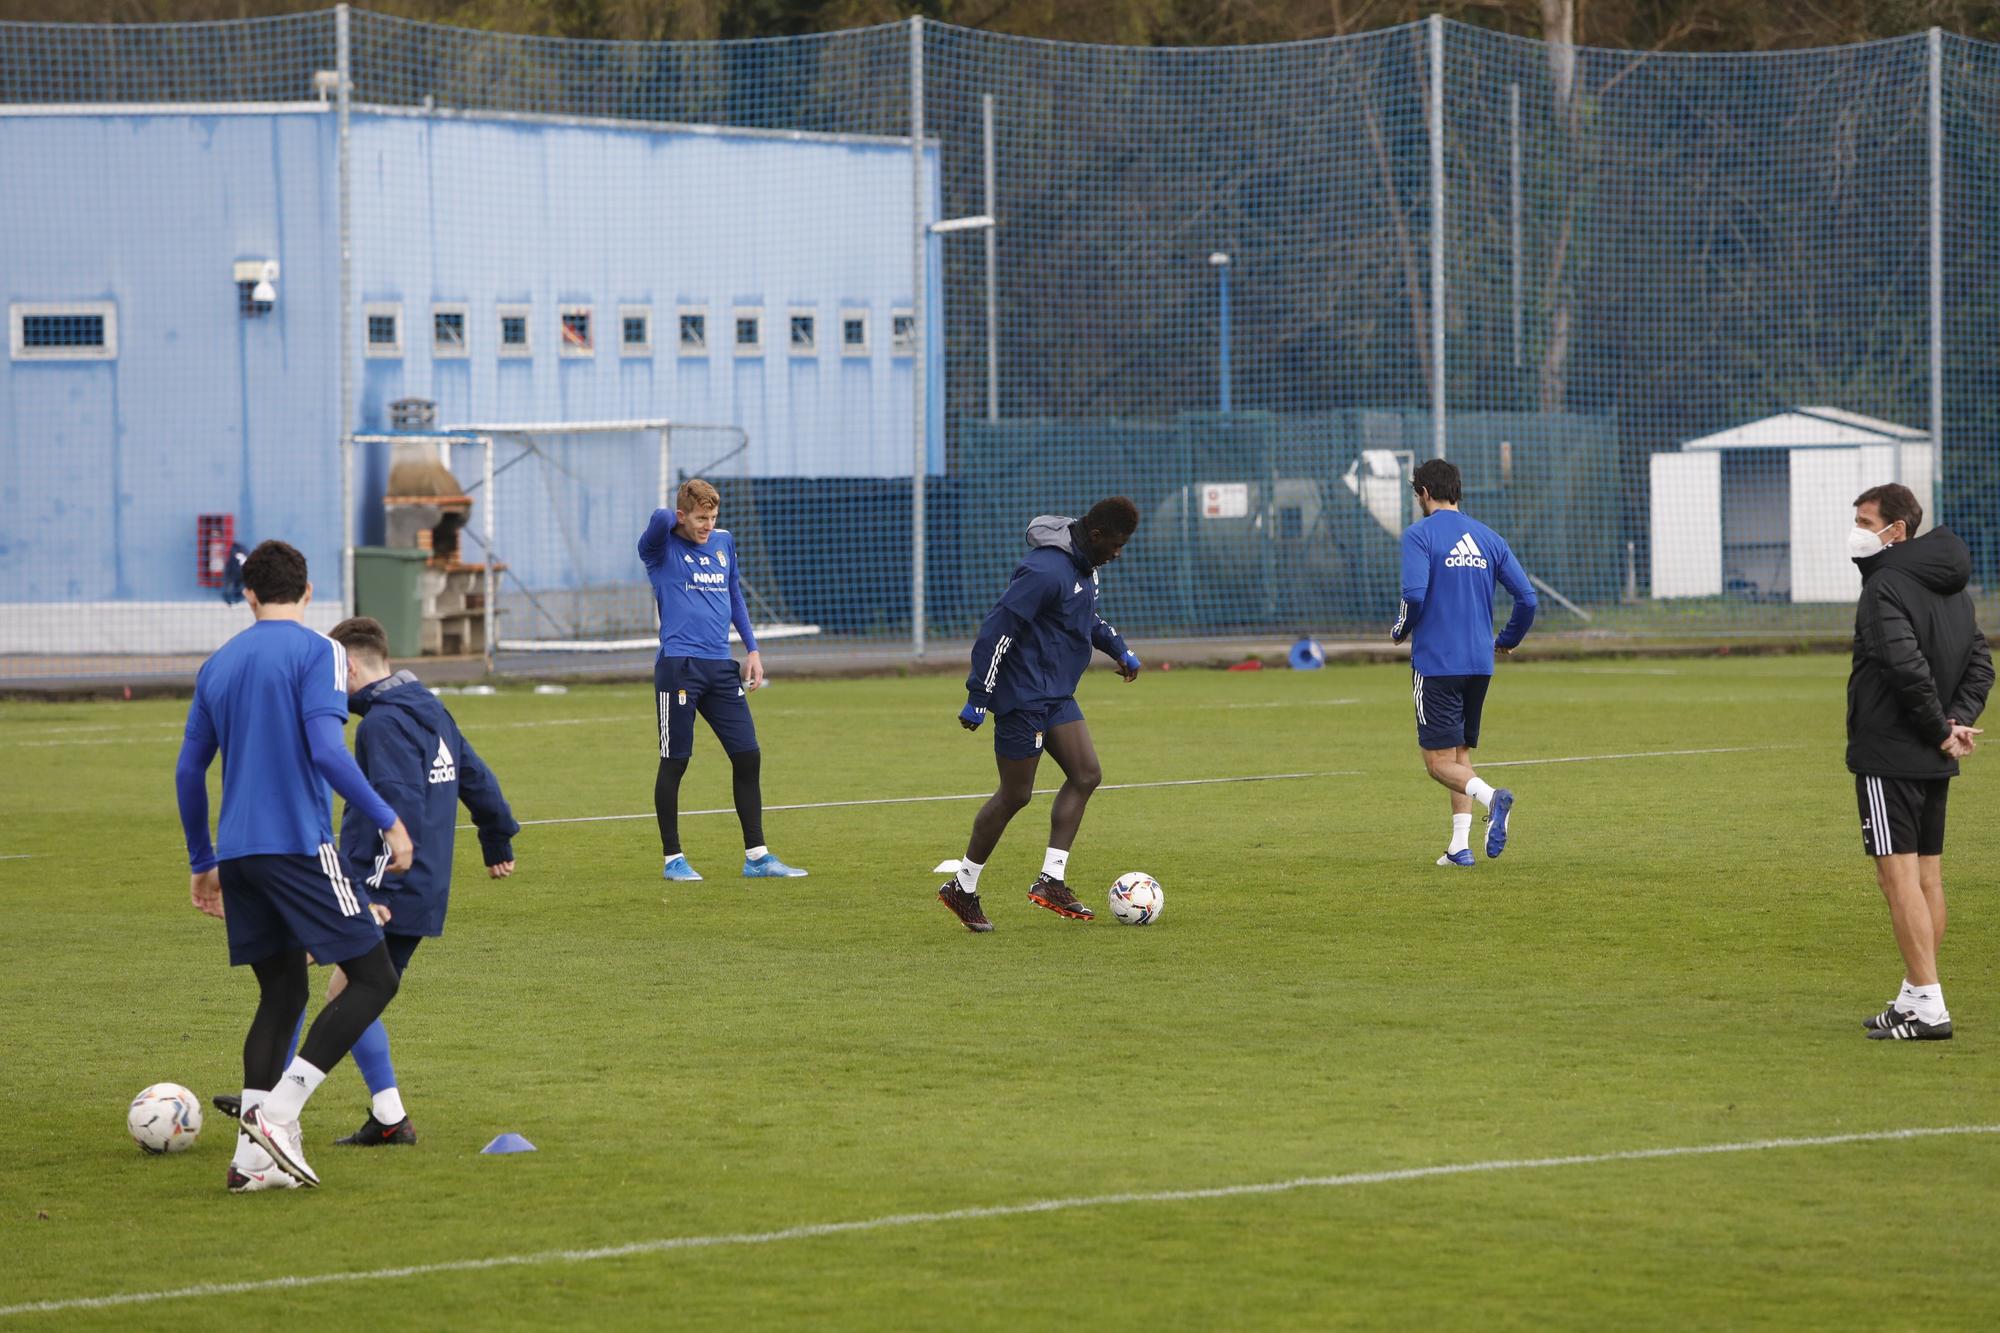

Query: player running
[[639, 478, 807, 881], [937, 499, 1141, 932], [1391, 459, 1537, 867], [173, 540, 414, 1192]]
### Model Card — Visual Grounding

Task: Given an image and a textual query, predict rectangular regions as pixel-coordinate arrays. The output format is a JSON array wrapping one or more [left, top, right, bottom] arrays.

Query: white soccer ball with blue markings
[[127, 1082, 202, 1154], [1108, 872, 1164, 926]]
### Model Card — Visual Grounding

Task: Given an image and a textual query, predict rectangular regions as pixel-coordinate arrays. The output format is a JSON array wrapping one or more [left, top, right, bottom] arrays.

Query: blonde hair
[[677, 478, 720, 514]]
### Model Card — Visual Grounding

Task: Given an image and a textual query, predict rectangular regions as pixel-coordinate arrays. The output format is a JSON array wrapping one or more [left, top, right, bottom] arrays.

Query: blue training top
[[638, 512, 758, 660], [179, 620, 390, 864], [1393, 508, 1538, 677]]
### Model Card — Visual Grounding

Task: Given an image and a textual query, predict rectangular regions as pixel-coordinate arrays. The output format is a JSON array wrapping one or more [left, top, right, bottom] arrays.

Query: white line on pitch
[[1481, 744, 1801, 769], [474, 770, 1364, 830], [479, 743, 1793, 831], [0, 853, 33, 861], [4, 1124, 1990, 1319]]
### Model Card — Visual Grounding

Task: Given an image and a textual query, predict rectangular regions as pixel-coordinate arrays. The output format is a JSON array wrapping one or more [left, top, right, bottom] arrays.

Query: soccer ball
[[127, 1083, 202, 1154], [1108, 872, 1164, 926]]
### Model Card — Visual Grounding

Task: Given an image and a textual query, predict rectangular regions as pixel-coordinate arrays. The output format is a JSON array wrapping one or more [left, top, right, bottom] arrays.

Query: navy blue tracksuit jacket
[[966, 515, 1132, 714], [337, 670, 518, 938]]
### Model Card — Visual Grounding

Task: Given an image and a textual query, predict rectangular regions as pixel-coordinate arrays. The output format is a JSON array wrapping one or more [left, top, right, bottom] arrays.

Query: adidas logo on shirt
[[1444, 533, 1489, 570], [428, 737, 456, 785]]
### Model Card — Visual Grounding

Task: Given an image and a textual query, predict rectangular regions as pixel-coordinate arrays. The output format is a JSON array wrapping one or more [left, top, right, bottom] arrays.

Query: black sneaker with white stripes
[[1867, 1013, 1953, 1041], [1862, 1004, 1911, 1032]]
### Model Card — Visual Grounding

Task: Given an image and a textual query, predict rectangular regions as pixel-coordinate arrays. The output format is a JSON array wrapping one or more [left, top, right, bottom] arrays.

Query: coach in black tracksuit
[[1846, 483, 1992, 1042]]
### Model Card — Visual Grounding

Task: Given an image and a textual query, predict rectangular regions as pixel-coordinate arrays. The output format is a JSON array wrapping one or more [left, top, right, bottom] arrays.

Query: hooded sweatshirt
[[1847, 526, 1994, 780], [336, 669, 520, 936], [966, 515, 1132, 714]]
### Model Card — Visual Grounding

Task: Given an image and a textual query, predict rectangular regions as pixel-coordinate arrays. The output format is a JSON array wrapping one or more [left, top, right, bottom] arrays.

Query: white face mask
[[1848, 522, 1896, 561]]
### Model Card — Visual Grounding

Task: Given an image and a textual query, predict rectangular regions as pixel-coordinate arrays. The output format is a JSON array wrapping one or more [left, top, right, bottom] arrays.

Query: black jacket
[[1846, 527, 1994, 780]]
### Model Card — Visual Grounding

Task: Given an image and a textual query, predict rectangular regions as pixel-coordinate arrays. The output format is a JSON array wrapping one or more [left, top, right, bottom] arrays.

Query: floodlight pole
[[1209, 252, 1232, 413]]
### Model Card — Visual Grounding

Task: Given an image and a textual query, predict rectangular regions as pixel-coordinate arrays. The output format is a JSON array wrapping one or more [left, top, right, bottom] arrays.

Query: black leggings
[[656, 748, 764, 855], [298, 940, 400, 1073]]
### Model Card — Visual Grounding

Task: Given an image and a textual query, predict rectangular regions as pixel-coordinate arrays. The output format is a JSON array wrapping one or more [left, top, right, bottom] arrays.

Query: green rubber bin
[[352, 547, 429, 658]]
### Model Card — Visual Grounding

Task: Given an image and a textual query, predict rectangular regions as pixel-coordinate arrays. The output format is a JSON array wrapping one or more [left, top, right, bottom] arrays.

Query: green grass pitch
[[3, 655, 1998, 1327]]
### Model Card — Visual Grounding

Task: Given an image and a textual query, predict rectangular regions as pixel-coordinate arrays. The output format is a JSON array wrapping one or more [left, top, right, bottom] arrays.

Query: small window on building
[[840, 308, 869, 357], [498, 304, 532, 358], [734, 308, 763, 356], [364, 303, 402, 358], [560, 305, 593, 357], [789, 310, 816, 356], [891, 309, 916, 357], [620, 305, 652, 356], [678, 307, 707, 355], [433, 304, 468, 358], [9, 302, 117, 360]]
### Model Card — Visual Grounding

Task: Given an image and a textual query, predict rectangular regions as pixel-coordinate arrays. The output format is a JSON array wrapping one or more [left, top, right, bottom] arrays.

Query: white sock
[[1448, 814, 1473, 855], [955, 858, 984, 894], [1042, 847, 1070, 881], [745, 845, 769, 862], [1907, 983, 1948, 1024], [371, 1087, 407, 1125], [1896, 978, 1916, 1008], [260, 1057, 327, 1123], [1464, 778, 1496, 810], [233, 1089, 272, 1168]]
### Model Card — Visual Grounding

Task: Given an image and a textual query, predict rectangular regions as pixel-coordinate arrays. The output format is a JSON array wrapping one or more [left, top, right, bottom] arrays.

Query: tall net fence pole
[[1429, 14, 1447, 460], [337, 2, 355, 616], [1929, 26, 1944, 493], [910, 15, 929, 659]]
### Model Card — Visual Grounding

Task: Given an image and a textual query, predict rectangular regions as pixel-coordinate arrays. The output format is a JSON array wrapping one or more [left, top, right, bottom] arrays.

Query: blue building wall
[[0, 110, 340, 604], [0, 105, 943, 612]]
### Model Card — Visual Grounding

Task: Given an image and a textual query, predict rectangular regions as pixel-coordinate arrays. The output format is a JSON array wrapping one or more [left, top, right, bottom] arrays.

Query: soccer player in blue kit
[[936, 499, 1142, 932], [1391, 459, 1537, 867], [639, 478, 807, 881], [174, 540, 415, 1192]]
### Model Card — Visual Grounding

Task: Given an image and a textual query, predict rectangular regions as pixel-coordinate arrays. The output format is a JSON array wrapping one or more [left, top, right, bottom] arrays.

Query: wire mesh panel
[[4, 12, 2000, 683], [924, 24, 1433, 644]]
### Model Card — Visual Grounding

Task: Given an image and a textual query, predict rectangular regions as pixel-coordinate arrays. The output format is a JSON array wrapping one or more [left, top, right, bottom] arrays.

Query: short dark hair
[[240, 540, 309, 604], [329, 616, 391, 663], [1084, 496, 1140, 537], [1855, 483, 1923, 536], [1411, 458, 1461, 505]]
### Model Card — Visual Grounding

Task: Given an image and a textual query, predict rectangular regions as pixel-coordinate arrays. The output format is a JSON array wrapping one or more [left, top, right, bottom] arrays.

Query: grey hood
[[1025, 514, 1076, 552]]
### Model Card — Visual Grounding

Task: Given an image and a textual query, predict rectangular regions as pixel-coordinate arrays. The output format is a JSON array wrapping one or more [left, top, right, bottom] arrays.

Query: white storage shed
[[1649, 407, 1934, 603]]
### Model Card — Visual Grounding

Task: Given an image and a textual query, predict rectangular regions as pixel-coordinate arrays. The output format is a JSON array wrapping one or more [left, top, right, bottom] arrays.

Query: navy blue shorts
[[220, 849, 382, 968], [656, 655, 759, 759], [385, 932, 422, 975], [1413, 670, 1491, 750], [994, 696, 1085, 760]]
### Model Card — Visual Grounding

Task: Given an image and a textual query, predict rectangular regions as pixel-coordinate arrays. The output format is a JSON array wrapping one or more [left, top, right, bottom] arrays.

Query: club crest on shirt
[[677, 690, 688, 705]]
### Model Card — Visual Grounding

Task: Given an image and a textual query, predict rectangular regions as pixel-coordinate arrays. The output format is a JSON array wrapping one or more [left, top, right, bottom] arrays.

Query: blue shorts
[[994, 697, 1085, 760], [219, 849, 382, 968], [656, 655, 759, 759], [1413, 670, 1491, 750]]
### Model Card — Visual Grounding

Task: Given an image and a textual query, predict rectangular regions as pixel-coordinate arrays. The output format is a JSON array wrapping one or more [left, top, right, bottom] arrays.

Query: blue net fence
[[2, 10, 1995, 681]]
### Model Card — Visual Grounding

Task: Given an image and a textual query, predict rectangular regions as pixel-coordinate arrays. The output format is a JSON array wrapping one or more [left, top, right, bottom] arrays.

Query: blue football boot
[[743, 852, 808, 878], [1484, 789, 1515, 859], [662, 854, 703, 881], [1435, 850, 1475, 868]]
